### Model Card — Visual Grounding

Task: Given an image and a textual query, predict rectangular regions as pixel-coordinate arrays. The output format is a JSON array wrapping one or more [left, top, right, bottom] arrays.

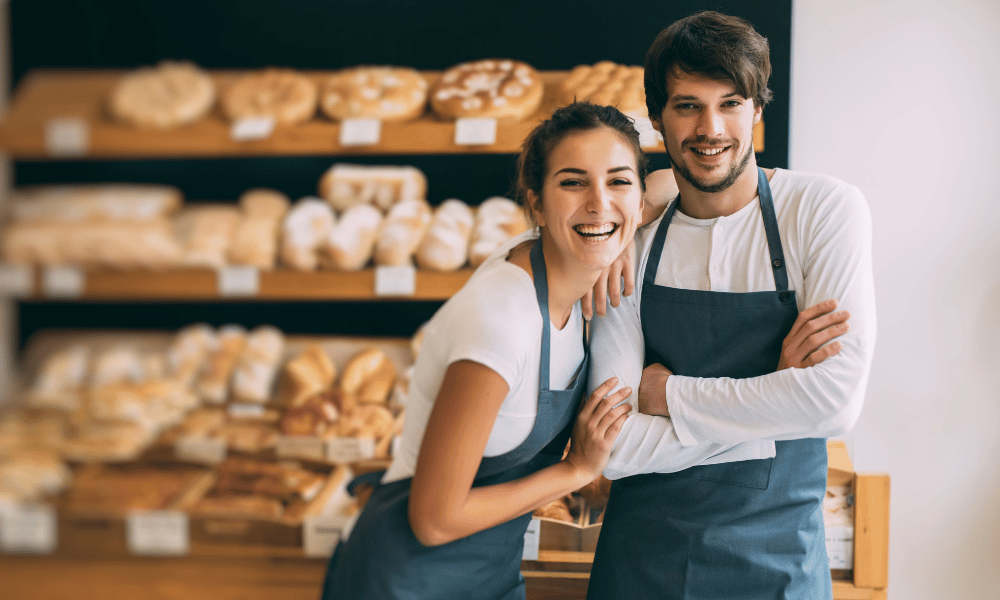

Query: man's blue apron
[[321, 239, 589, 600], [587, 168, 831, 599]]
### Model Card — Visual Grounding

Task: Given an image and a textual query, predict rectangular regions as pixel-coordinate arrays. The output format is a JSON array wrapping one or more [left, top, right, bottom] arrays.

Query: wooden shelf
[[0, 69, 764, 160], [9, 266, 473, 301]]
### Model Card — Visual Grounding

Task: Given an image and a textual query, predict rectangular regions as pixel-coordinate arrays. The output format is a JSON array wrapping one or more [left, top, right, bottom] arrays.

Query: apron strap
[[642, 194, 680, 287], [529, 240, 552, 393]]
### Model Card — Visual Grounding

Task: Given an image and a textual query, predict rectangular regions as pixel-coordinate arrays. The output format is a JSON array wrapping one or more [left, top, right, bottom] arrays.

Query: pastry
[[318, 163, 427, 212], [430, 59, 543, 121], [320, 66, 428, 122], [281, 197, 337, 271], [374, 199, 432, 266], [416, 199, 474, 272], [469, 196, 530, 266], [221, 68, 318, 125], [557, 61, 646, 115], [109, 61, 216, 129], [320, 203, 383, 271]]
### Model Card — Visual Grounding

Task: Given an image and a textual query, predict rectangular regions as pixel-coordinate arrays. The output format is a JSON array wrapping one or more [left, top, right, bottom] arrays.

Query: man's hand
[[638, 363, 673, 416], [582, 240, 636, 320], [778, 299, 851, 370]]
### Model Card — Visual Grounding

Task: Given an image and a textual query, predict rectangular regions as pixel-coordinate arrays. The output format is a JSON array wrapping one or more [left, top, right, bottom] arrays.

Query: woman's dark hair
[[644, 11, 773, 120], [515, 101, 648, 218]]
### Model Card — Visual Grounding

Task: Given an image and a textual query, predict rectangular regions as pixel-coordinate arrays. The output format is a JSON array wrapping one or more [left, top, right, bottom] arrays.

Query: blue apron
[[322, 240, 589, 600], [588, 169, 831, 600]]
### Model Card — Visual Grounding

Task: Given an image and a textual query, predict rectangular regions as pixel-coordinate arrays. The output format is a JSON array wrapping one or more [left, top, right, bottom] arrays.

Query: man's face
[[653, 69, 762, 194]]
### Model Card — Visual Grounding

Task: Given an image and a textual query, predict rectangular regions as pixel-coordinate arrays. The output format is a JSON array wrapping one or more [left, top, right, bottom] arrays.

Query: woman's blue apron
[[587, 168, 831, 599], [321, 240, 589, 600]]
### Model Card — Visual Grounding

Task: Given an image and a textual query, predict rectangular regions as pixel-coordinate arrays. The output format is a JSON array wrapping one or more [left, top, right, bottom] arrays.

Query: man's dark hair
[[644, 11, 773, 119]]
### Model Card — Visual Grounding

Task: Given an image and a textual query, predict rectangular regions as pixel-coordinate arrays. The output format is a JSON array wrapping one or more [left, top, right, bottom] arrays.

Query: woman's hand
[[564, 377, 633, 481], [778, 299, 851, 370], [582, 240, 636, 320]]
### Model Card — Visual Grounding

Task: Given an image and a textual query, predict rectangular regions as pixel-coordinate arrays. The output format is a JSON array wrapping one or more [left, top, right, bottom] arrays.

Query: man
[[586, 11, 876, 599]]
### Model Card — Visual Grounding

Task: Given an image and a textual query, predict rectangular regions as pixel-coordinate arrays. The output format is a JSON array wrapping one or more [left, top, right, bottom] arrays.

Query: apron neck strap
[[643, 168, 789, 292], [529, 240, 551, 392]]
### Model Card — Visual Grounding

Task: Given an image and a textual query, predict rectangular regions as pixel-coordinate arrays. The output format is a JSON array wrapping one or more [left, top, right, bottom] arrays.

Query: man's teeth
[[692, 147, 726, 156], [574, 224, 618, 238]]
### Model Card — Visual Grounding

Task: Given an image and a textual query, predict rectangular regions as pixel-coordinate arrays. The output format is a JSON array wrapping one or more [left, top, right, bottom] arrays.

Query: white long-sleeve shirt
[[589, 168, 876, 480]]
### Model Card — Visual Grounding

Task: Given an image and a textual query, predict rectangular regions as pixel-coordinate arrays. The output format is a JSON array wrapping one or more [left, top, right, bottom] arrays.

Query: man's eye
[[675, 103, 697, 111]]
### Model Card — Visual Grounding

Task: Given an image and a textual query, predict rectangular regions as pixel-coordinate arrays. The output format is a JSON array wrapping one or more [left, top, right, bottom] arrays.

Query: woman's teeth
[[573, 223, 618, 240]]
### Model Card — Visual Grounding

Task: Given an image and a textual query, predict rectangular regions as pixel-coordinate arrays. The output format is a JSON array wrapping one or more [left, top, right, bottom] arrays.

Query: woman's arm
[[641, 169, 678, 226], [408, 360, 630, 547]]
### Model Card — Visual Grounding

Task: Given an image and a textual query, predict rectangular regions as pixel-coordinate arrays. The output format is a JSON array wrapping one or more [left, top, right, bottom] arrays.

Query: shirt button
[[772, 258, 783, 269], [779, 291, 790, 302]]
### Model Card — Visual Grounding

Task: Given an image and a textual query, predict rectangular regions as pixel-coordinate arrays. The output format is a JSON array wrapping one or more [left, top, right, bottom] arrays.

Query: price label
[[174, 435, 227, 465], [42, 266, 84, 298], [230, 117, 276, 142], [303, 515, 344, 557], [217, 266, 260, 297], [0, 265, 33, 298], [339, 118, 382, 146], [522, 518, 540, 561], [276, 435, 326, 461], [227, 402, 266, 419], [454, 118, 497, 146], [0, 504, 57, 555], [126, 510, 189, 556], [45, 117, 89, 157], [825, 525, 854, 569], [374, 265, 416, 296], [326, 437, 376, 463]]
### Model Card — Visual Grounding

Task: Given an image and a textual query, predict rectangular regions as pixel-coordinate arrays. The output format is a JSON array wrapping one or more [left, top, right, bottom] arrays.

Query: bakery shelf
[[0, 69, 763, 159], [13, 266, 473, 301]]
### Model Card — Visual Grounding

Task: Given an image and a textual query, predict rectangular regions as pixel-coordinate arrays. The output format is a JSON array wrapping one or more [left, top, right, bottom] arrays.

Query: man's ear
[[527, 190, 545, 227], [753, 104, 762, 124]]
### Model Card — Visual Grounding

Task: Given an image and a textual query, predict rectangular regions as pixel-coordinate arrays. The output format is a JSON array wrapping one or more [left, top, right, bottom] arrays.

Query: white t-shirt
[[589, 168, 876, 480], [382, 232, 585, 484]]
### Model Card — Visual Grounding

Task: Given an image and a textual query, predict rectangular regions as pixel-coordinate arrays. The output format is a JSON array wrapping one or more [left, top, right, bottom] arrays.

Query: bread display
[[198, 325, 248, 404], [557, 61, 646, 115], [320, 66, 428, 122], [416, 199, 475, 272], [469, 196, 531, 266], [62, 466, 204, 513], [430, 59, 544, 121], [221, 68, 318, 125], [277, 345, 337, 408], [228, 189, 291, 270], [279, 390, 341, 437], [173, 204, 243, 269], [191, 457, 324, 519], [374, 199, 432, 266], [317, 163, 427, 212], [281, 197, 337, 271], [28, 345, 90, 411], [9, 184, 183, 224], [231, 325, 286, 404], [320, 203, 383, 271], [167, 323, 217, 386], [109, 61, 217, 129]]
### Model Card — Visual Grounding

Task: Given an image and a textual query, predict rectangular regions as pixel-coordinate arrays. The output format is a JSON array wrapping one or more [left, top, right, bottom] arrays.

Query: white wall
[[790, 1, 1000, 597]]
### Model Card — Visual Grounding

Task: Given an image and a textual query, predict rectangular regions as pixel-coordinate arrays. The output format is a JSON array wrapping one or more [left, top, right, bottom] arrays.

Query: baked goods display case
[[0, 1, 886, 598]]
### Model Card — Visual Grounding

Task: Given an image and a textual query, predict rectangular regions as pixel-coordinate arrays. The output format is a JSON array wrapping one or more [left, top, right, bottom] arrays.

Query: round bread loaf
[[109, 61, 216, 129], [320, 66, 428, 122], [430, 59, 543, 121], [221, 68, 318, 125]]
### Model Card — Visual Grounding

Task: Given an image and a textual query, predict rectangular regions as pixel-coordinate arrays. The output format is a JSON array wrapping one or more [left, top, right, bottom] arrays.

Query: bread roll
[[231, 325, 286, 404], [416, 199, 474, 272], [320, 203, 382, 271], [280, 197, 336, 271], [109, 61, 216, 129], [221, 68, 318, 125], [470, 196, 530, 266], [374, 199, 432, 267], [318, 164, 427, 212]]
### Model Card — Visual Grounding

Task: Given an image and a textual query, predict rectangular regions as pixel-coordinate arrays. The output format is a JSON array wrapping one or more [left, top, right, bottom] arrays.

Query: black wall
[[8, 0, 793, 347]]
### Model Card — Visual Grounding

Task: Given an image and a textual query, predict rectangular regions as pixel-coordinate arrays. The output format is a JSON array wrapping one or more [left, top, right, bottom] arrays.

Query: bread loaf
[[430, 59, 543, 121], [557, 62, 646, 115], [470, 197, 530, 266], [28, 345, 90, 411], [9, 184, 182, 224], [320, 203, 382, 271], [340, 348, 391, 396], [318, 163, 427, 212], [174, 204, 243, 269], [229, 189, 291, 270], [374, 199, 432, 266], [109, 61, 216, 129], [416, 199, 474, 272], [280, 197, 336, 271], [231, 325, 285, 404], [198, 325, 247, 404], [167, 323, 217, 386], [221, 68, 318, 125], [320, 66, 428, 122], [277, 345, 337, 408]]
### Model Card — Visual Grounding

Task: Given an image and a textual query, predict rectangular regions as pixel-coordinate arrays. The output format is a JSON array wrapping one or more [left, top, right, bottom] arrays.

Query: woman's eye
[[559, 179, 584, 187], [610, 178, 633, 186]]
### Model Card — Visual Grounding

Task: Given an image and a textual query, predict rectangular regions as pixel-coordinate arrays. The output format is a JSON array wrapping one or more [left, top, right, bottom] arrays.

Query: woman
[[321, 102, 646, 600]]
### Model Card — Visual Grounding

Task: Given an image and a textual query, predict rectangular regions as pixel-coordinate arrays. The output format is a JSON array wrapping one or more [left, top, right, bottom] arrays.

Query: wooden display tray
[[8, 265, 473, 301], [0, 69, 764, 159]]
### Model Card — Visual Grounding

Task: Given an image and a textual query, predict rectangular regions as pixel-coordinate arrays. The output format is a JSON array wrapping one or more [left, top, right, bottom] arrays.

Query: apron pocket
[[675, 457, 774, 490], [465, 513, 532, 547]]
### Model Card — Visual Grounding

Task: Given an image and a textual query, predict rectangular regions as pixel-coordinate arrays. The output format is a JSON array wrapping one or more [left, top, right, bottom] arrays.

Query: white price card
[[227, 402, 266, 418], [0, 265, 33, 298], [127, 510, 189, 556], [174, 435, 227, 465], [374, 265, 416, 296], [217, 266, 260, 297], [45, 117, 89, 157], [326, 437, 376, 463], [339, 118, 382, 146], [825, 526, 854, 569], [276, 435, 327, 461], [1, 504, 57, 555], [230, 117, 276, 141], [303, 515, 344, 557], [522, 518, 540, 561], [42, 266, 84, 298], [454, 118, 498, 146]]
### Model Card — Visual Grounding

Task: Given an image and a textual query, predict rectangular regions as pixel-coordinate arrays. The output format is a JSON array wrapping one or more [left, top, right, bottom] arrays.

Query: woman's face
[[530, 126, 644, 272]]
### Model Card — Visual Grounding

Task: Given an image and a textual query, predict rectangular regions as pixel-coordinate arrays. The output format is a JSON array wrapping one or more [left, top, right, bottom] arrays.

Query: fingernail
[[622, 387, 632, 395]]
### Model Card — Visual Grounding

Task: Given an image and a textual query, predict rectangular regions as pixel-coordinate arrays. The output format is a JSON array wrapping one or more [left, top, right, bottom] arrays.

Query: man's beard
[[669, 140, 754, 194]]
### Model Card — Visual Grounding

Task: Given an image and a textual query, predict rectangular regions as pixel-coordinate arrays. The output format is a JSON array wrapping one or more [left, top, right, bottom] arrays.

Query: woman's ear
[[527, 190, 545, 227]]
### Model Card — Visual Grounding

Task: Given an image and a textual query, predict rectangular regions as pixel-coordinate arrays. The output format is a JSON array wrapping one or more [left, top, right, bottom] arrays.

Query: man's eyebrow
[[668, 91, 743, 103]]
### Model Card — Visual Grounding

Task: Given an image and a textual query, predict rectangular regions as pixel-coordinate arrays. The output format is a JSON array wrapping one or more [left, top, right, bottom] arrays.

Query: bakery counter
[[0, 68, 762, 159]]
